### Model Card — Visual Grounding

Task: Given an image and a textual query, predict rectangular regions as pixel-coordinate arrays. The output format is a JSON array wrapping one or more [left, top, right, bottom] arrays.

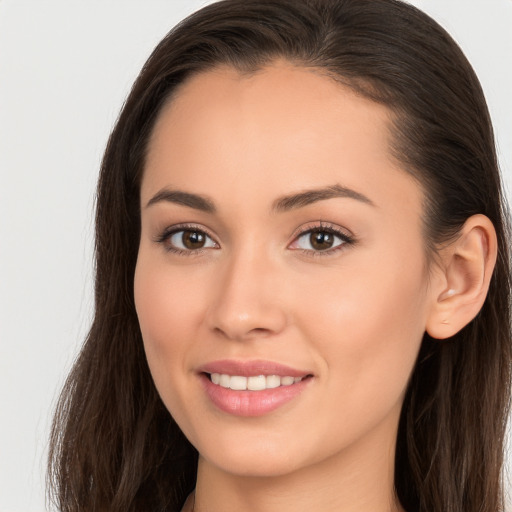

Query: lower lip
[[200, 374, 311, 417]]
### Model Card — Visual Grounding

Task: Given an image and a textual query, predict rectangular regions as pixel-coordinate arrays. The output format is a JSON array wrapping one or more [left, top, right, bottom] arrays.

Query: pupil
[[183, 230, 205, 249], [310, 231, 333, 250]]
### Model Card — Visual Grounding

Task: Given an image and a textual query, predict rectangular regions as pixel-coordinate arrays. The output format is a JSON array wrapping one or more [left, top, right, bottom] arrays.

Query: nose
[[206, 251, 288, 342]]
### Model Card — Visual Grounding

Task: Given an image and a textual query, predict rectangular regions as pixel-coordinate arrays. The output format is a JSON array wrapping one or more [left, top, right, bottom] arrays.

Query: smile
[[209, 373, 305, 391], [198, 361, 313, 416]]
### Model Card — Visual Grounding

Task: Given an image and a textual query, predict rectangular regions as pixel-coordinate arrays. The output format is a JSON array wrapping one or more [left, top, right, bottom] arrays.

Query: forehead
[[142, 62, 422, 218], [147, 62, 393, 169]]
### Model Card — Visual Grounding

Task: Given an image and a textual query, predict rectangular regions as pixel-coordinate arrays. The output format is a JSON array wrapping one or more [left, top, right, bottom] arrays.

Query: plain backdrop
[[0, 1, 511, 511]]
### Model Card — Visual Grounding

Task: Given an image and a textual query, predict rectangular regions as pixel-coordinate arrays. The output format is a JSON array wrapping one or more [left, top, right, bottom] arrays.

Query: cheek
[[295, 249, 428, 411], [133, 252, 205, 385]]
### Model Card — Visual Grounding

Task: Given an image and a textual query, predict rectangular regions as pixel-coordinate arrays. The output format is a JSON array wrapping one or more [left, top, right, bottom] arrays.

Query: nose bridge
[[207, 242, 287, 341]]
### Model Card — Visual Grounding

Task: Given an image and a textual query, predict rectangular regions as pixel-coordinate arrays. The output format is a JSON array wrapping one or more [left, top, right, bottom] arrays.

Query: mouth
[[205, 372, 311, 390], [198, 360, 314, 416]]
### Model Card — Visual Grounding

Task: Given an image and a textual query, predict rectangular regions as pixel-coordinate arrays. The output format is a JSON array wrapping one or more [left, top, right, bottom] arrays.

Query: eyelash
[[155, 223, 218, 257], [291, 222, 356, 257], [155, 221, 356, 257]]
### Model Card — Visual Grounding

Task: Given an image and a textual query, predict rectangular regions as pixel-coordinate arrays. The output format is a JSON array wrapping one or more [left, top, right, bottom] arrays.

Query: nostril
[[212, 325, 274, 341], [250, 327, 272, 335]]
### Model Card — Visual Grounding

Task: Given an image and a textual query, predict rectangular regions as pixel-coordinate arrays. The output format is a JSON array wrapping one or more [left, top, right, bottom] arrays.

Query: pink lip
[[198, 360, 313, 417], [198, 359, 310, 377]]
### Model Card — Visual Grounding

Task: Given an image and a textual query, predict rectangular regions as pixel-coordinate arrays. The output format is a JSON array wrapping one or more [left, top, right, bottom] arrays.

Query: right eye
[[159, 227, 218, 254]]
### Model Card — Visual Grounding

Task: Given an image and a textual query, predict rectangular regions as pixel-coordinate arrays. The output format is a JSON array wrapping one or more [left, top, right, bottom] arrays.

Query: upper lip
[[198, 359, 312, 378]]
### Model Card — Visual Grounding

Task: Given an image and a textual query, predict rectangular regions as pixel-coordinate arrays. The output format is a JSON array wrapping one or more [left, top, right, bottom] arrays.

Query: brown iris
[[309, 230, 335, 250], [181, 230, 207, 249]]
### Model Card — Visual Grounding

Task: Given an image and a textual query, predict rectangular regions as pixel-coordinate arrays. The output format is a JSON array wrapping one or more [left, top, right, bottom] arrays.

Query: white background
[[0, 1, 511, 510]]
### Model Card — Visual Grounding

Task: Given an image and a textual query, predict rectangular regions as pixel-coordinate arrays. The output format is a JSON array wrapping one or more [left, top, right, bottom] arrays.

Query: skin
[[134, 62, 446, 512]]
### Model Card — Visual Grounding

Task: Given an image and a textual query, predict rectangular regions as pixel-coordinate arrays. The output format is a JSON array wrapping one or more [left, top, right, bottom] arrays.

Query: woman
[[48, 0, 512, 511]]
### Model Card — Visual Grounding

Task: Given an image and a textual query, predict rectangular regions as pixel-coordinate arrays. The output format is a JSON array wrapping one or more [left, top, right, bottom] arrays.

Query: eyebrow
[[272, 184, 375, 212], [145, 189, 216, 213], [145, 184, 374, 213]]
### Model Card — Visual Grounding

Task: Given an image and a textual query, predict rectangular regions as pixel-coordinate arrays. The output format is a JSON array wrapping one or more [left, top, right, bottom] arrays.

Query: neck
[[193, 417, 404, 512]]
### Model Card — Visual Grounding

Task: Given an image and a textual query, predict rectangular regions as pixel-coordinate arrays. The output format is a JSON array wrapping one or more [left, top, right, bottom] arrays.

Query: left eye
[[168, 229, 217, 251], [290, 229, 347, 252]]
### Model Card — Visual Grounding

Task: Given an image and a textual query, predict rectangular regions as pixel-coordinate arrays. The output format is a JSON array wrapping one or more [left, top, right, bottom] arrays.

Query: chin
[[201, 447, 309, 478], [192, 423, 333, 479]]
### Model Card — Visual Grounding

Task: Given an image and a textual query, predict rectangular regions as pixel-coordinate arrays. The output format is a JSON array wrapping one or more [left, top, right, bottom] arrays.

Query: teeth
[[266, 375, 281, 389], [219, 374, 230, 388], [229, 376, 247, 390], [248, 375, 266, 391], [209, 373, 304, 390]]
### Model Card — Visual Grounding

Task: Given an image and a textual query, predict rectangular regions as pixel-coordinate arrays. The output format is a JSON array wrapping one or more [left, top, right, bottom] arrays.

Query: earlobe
[[426, 214, 497, 340]]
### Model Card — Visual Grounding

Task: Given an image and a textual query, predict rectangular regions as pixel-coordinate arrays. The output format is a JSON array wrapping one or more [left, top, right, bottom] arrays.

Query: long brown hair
[[48, 1, 512, 511]]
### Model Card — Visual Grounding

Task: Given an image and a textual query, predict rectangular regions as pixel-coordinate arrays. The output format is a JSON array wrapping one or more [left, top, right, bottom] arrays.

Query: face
[[134, 62, 433, 479]]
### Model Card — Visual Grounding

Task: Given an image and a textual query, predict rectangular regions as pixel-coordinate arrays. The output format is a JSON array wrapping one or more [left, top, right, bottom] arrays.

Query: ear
[[426, 214, 497, 340]]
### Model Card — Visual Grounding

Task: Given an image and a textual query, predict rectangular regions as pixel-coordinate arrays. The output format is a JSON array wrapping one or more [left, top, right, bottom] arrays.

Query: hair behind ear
[[396, 211, 509, 512]]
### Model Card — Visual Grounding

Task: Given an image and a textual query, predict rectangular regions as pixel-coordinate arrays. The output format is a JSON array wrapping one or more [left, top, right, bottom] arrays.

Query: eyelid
[[290, 221, 354, 239], [288, 221, 356, 255], [155, 223, 219, 255], [154, 221, 355, 257]]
